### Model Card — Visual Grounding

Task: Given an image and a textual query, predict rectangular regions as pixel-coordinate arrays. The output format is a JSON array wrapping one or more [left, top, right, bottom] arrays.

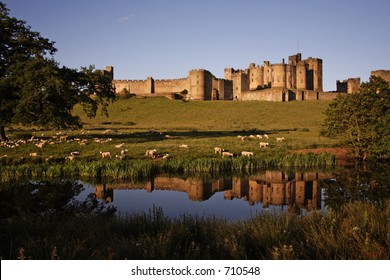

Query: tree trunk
[[0, 126, 8, 141]]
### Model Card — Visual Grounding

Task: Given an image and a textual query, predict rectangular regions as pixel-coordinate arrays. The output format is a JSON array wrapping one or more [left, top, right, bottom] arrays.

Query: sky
[[4, 0, 390, 91]]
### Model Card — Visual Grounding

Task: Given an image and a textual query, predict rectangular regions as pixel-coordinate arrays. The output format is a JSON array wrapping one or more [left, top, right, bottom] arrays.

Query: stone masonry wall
[[371, 70, 390, 85]]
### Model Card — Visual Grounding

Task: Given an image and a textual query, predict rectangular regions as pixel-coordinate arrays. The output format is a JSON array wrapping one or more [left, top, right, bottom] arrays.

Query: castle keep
[[224, 53, 326, 101], [106, 53, 388, 101]]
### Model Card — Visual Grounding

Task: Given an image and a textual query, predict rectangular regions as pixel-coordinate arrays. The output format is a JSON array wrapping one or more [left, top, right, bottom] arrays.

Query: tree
[[0, 2, 116, 140], [321, 76, 390, 160]]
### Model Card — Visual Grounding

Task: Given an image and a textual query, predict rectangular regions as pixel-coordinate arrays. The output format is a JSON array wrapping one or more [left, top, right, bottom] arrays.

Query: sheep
[[45, 156, 54, 162], [259, 142, 269, 148], [222, 151, 234, 157], [115, 143, 125, 148], [179, 144, 189, 148], [35, 141, 46, 149], [59, 135, 67, 142], [145, 149, 157, 158], [100, 151, 111, 158], [29, 152, 38, 157], [256, 135, 263, 139], [115, 150, 128, 160], [249, 135, 256, 139], [241, 151, 254, 157], [70, 151, 80, 156], [65, 155, 75, 161], [263, 134, 269, 139], [237, 135, 246, 141], [276, 137, 285, 142], [214, 147, 224, 154], [162, 153, 170, 159]]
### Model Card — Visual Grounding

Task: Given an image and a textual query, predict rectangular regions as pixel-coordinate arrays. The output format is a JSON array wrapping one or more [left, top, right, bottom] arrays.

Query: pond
[[77, 162, 390, 220], [1, 163, 389, 222], [81, 170, 330, 221]]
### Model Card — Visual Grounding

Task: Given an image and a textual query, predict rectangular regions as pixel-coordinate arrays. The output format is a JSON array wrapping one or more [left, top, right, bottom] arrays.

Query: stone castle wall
[[105, 53, 388, 102], [371, 70, 390, 85], [337, 78, 361, 93]]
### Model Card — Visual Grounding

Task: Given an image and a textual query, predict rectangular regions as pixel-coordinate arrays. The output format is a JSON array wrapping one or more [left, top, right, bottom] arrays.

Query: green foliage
[[321, 76, 390, 160], [1, 199, 389, 259], [0, 3, 116, 140]]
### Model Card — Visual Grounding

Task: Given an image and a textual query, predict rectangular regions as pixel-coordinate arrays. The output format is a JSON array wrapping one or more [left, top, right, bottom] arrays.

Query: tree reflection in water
[[322, 162, 390, 211], [0, 180, 116, 220]]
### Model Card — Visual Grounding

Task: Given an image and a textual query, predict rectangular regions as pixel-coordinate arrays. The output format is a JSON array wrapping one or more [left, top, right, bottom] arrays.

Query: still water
[[81, 170, 332, 221]]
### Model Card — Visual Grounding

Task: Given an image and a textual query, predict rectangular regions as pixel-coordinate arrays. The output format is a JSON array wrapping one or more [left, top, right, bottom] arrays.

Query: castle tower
[[145, 76, 154, 94], [249, 63, 263, 90], [263, 61, 271, 87], [103, 66, 114, 80], [272, 62, 287, 88], [371, 70, 390, 85], [189, 69, 212, 100], [306, 57, 323, 92], [224, 68, 249, 100], [296, 61, 307, 90]]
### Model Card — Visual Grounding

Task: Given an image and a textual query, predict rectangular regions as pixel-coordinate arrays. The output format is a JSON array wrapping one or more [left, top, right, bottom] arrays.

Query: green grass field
[[1, 97, 337, 162]]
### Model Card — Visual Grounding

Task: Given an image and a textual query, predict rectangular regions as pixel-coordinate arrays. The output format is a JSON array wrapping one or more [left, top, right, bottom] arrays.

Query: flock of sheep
[[0, 130, 286, 161], [143, 133, 286, 160]]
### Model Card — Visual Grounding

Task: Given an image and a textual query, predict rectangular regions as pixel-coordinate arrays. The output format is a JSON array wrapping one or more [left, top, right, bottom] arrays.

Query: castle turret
[[296, 62, 307, 90], [272, 63, 287, 88], [188, 69, 212, 100], [249, 63, 263, 90]]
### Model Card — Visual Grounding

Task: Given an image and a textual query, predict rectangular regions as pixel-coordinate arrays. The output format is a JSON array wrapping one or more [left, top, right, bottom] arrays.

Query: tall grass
[[2, 201, 389, 259], [0, 152, 335, 183]]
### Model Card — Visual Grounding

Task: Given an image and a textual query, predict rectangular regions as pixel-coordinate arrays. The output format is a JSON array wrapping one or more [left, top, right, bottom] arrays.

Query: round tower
[[272, 64, 286, 88], [189, 69, 205, 100]]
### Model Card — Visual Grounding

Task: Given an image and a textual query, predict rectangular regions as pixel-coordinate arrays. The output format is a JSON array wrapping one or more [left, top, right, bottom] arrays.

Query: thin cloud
[[117, 14, 134, 22]]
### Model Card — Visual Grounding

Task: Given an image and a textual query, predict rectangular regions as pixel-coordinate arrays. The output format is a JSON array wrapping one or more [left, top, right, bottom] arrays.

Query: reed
[[0, 152, 335, 183], [2, 201, 389, 260]]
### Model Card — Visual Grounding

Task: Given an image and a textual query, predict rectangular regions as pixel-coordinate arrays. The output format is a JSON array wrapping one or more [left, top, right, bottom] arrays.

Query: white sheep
[[259, 142, 269, 148], [241, 151, 254, 157], [263, 134, 269, 139], [237, 135, 246, 141], [115, 143, 125, 148], [116, 150, 127, 160], [179, 144, 189, 148], [214, 147, 224, 154], [29, 152, 38, 157], [65, 155, 75, 161], [222, 151, 234, 158], [276, 137, 285, 142], [256, 135, 263, 139], [100, 151, 111, 158], [70, 151, 80, 156], [162, 153, 170, 159], [145, 149, 157, 158]]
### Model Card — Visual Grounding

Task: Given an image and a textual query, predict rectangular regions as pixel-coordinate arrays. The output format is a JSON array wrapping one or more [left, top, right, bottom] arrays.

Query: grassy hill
[[2, 97, 337, 162]]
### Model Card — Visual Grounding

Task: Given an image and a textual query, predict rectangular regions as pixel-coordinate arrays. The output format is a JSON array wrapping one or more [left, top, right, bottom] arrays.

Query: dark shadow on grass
[[72, 128, 296, 144]]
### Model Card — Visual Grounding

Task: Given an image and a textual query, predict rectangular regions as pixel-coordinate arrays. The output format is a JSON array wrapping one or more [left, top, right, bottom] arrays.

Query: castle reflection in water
[[95, 170, 332, 211]]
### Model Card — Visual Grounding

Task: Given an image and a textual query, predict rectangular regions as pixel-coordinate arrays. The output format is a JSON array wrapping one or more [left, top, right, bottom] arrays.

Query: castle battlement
[[106, 51, 385, 102]]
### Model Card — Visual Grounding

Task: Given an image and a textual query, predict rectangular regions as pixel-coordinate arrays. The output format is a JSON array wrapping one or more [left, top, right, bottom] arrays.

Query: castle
[[105, 53, 390, 101]]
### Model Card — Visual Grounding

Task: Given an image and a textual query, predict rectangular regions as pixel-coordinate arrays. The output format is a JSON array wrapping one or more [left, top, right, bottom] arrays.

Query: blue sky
[[4, 0, 390, 91]]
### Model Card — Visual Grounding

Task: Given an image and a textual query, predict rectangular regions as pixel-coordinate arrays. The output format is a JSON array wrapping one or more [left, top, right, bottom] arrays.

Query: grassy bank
[[0, 152, 335, 183], [1, 201, 389, 260], [1, 98, 336, 159]]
